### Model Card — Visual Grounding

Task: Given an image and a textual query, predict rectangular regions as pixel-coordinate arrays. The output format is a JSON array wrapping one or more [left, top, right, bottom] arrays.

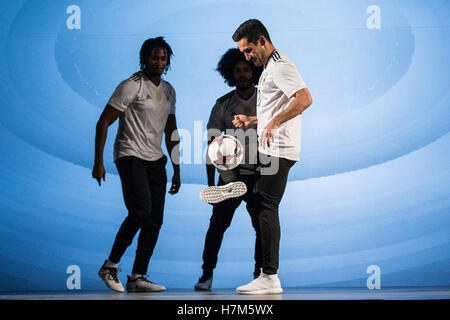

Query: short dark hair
[[216, 48, 262, 87], [139, 36, 173, 73], [232, 19, 271, 44]]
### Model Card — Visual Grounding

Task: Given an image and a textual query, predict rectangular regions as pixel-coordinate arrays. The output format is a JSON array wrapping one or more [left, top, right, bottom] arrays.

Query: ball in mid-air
[[207, 135, 244, 170]]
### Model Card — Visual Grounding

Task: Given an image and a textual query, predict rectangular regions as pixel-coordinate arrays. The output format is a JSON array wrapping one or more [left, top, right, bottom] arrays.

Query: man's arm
[[164, 114, 181, 194], [269, 87, 312, 127], [206, 137, 216, 186], [205, 132, 222, 186], [262, 87, 312, 148], [206, 100, 225, 186], [232, 115, 258, 130], [92, 104, 122, 186]]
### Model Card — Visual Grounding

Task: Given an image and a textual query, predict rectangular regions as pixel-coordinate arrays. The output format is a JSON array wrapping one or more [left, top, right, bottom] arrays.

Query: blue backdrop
[[0, 0, 449, 291]]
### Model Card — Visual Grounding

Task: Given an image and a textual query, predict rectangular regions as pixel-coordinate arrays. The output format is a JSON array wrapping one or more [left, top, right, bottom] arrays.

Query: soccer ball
[[207, 135, 244, 170]]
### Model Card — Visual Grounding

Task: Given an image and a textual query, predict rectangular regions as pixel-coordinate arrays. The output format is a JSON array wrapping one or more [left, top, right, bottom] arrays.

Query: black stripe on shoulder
[[216, 90, 235, 104], [129, 71, 143, 81], [272, 51, 281, 62]]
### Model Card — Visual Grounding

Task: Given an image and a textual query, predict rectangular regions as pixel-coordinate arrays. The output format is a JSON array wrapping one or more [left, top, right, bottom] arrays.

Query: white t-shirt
[[257, 49, 307, 161], [108, 72, 176, 161], [207, 89, 258, 174]]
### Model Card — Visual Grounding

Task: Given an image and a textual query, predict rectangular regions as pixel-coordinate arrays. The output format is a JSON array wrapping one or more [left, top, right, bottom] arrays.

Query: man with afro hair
[[195, 48, 263, 290]]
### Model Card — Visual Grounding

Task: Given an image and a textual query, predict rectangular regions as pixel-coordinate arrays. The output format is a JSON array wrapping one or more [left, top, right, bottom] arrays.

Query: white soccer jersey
[[108, 72, 176, 161], [257, 49, 307, 161]]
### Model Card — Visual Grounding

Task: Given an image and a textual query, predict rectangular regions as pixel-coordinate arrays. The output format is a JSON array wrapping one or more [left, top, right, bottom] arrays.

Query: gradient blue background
[[0, 0, 449, 291]]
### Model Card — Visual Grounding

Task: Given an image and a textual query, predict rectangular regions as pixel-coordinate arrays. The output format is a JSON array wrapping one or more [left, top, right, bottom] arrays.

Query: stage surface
[[1, 287, 449, 300]]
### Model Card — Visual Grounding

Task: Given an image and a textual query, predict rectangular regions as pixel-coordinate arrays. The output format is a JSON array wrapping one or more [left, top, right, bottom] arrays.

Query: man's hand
[[92, 162, 106, 186], [260, 116, 280, 149], [169, 171, 181, 194], [232, 114, 254, 130]]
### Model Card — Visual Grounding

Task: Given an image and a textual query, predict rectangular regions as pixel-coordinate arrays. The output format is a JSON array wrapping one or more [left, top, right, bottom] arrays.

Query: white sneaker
[[236, 272, 283, 295], [200, 181, 247, 204], [98, 262, 125, 292]]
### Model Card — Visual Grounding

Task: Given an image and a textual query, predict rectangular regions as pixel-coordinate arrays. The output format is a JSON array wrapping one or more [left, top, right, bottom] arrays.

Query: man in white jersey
[[92, 37, 180, 293], [232, 19, 313, 294], [195, 48, 263, 290]]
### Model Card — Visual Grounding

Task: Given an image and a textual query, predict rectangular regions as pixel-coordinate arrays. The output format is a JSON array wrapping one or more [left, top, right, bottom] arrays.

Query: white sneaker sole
[[236, 287, 283, 295], [200, 181, 247, 204]]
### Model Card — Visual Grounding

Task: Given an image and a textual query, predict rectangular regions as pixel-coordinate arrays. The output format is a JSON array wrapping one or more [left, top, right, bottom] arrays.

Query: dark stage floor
[[1, 287, 449, 300]]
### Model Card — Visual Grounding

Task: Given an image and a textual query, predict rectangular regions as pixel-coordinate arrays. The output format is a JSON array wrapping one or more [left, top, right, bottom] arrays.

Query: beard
[[236, 78, 252, 90]]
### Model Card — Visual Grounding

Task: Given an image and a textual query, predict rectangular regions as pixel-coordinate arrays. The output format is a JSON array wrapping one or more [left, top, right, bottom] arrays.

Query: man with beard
[[93, 37, 180, 292], [194, 48, 263, 290], [232, 19, 312, 294]]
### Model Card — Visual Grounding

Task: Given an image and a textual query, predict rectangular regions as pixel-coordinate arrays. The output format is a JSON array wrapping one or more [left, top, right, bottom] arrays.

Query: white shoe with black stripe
[[200, 181, 247, 204], [98, 262, 125, 292]]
